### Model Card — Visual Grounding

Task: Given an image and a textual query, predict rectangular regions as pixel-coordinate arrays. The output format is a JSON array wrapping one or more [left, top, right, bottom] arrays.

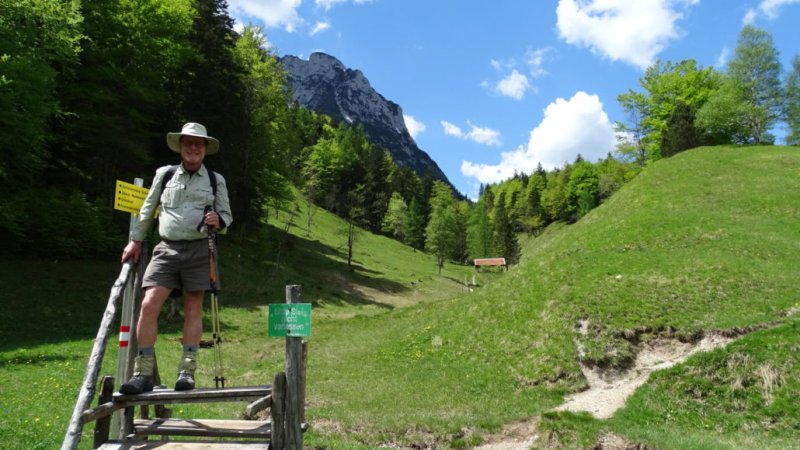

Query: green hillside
[[2, 146, 800, 449], [295, 145, 800, 449]]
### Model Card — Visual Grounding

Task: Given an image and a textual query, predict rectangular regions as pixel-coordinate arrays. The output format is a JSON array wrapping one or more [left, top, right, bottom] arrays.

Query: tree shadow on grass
[[0, 259, 123, 352], [220, 228, 411, 310], [0, 222, 417, 352]]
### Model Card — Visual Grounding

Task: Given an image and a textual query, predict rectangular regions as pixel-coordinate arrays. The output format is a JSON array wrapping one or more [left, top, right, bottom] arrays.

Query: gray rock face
[[280, 52, 452, 188]]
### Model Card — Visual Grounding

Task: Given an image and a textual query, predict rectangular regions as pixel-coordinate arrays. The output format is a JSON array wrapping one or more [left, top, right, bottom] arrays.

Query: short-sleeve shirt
[[130, 164, 233, 242]]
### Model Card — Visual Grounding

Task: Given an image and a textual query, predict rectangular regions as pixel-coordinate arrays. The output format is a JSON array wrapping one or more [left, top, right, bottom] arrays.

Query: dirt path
[[475, 331, 735, 449]]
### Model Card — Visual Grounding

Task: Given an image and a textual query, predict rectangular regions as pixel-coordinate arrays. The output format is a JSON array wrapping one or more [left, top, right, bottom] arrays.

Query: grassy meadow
[[2, 146, 800, 449]]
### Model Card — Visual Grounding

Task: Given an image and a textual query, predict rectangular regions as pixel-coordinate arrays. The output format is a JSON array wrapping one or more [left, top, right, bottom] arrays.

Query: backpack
[[160, 165, 218, 197]]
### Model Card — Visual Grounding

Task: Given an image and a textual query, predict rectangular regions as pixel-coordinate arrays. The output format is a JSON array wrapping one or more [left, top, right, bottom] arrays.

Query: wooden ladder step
[[133, 418, 271, 439], [112, 385, 271, 406], [96, 441, 269, 449]]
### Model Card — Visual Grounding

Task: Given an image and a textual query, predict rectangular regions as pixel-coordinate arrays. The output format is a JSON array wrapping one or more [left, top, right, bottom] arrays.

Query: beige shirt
[[131, 164, 233, 241]]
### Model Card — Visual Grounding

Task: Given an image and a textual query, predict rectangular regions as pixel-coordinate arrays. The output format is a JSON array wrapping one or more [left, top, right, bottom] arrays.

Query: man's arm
[[212, 172, 233, 234], [121, 167, 170, 262]]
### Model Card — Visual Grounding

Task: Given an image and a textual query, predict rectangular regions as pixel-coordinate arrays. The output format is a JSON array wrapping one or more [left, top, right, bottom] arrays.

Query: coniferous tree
[[179, 0, 254, 224], [492, 193, 520, 264], [357, 142, 393, 232], [390, 166, 422, 205], [343, 190, 366, 271], [404, 197, 427, 251], [661, 101, 703, 157], [523, 165, 547, 234]]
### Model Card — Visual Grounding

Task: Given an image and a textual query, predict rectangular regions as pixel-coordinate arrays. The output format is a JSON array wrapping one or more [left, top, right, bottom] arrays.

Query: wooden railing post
[[116, 242, 147, 440], [300, 340, 308, 425], [61, 262, 133, 450], [92, 376, 115, 448], [110, 177, 148, 439], [285, 285, 304, 450], [271, 372, 287, 450]]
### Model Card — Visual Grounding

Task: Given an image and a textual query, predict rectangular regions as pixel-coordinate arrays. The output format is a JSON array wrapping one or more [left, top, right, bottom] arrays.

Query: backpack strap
[[207, 168, 218, 197], [159, 164, 218, 199], [160, 165, 179, 194]]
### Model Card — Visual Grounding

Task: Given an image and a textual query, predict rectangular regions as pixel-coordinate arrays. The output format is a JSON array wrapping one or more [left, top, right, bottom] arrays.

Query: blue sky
[[227, 0, 800, 199]]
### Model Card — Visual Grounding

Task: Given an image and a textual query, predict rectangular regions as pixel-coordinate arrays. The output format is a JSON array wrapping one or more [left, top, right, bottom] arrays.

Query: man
[[119, 122, 233, 394]]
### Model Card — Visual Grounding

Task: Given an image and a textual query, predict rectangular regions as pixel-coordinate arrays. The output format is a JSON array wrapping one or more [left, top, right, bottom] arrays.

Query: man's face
[[180, 135, 207, 169]]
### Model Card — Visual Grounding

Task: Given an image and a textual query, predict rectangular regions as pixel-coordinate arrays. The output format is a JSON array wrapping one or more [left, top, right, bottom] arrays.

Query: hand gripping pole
[[204, 205, 226, 388]]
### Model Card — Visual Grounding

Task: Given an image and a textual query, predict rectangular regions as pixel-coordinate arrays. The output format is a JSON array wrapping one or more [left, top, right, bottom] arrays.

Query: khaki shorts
[[142, 239, 218, 292]]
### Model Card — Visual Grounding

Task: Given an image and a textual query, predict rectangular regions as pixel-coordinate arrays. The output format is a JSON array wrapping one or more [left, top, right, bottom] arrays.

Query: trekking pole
[[201, 205, 226, 388]]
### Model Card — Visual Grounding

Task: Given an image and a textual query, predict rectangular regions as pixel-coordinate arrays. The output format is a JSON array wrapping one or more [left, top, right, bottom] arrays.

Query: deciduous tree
[[697, 25, 782, 144], [617, 59, 719, 162], [0, 0, 82, 185], [467, 199, 493, 259], [785, 55, 800, 146], [425, 181, 459, 273], [233, 25, 293, 229], [382, 192, 408, 241]]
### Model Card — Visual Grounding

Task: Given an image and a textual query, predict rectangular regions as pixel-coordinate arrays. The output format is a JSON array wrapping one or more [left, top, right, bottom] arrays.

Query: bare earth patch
[[473, 418, 541, 450], [555, 332, 733, 419], [475, 328, 737, 449]]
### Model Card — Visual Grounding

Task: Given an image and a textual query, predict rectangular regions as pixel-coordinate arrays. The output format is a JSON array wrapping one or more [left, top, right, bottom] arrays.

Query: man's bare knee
[[140, 286, 172, 317]]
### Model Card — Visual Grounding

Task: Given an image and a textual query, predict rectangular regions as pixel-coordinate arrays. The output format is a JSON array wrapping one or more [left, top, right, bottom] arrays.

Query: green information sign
[[268, 303, 312, 337]]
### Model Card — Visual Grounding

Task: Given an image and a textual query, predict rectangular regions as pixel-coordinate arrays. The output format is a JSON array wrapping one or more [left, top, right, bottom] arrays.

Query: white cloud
[[743, 8, 758, 25], [316, 0, 373, 10], [487, 48, 549, 100], [496, 70, 530, 100], [461, 92, 616, 185], [310, 21, 331, 36], [744, 0, 800, 22], [760, 0, 800, 18], [441, 121, 502, 146], [228, 0, 372, 32], [715, 47, 730, 69], [404, 115, 426, 139], [228, 0, 303, 32], [441, 120, 463, 137], [526, 47, 550, 78], [467, 122, 502, 146], [555, 0, 698, 70]]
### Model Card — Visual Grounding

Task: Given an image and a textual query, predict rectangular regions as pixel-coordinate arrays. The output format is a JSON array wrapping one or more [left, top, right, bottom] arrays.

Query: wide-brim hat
[[166, 122, 220, 155]]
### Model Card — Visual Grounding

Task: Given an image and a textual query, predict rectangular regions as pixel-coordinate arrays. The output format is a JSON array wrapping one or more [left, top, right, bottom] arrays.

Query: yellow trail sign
[[114, 180, 149, 214]]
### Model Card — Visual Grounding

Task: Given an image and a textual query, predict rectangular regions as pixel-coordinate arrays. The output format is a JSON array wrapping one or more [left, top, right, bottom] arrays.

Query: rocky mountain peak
[[279, 52, 453, 191]]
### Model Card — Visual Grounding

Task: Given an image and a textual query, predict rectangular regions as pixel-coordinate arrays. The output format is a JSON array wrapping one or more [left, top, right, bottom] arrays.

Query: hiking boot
[[174, 370, 195, 391], [119, 355, 155, 395], [119, 374, 154, 395], [174, 351, 197, 391]]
